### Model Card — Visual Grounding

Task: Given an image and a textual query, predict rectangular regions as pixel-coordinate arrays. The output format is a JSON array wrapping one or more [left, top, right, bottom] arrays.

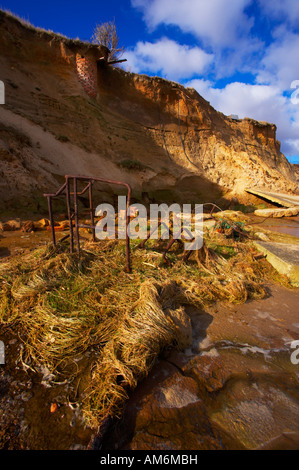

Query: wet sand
[[103, 282, 299, 450], [249, 215, 299, 238], [0, 229, 67, 260]]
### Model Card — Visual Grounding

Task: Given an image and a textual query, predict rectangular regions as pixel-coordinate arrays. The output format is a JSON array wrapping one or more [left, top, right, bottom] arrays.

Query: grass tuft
[[0, 232, 289, 428]]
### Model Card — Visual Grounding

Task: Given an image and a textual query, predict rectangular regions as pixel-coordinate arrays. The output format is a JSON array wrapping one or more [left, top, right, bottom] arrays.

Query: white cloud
[[257, 29, 299, 89], [187, 80, 282, 120], [131, 0, 253, 48], [186, 80, 299, 156], [125, 37, 214, 80], [258, 0, 299, 28], [185, 78, 213, 97], [131, 0, 263, 79]]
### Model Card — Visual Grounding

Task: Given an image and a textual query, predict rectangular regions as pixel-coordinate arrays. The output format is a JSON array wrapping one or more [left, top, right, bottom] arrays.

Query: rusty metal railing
[[44, 175, 132, 272], [44, 181, 224, 273]]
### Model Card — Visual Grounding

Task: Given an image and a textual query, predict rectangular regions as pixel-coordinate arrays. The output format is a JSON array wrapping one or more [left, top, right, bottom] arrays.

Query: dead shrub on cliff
[[91, 19, 125, 61]]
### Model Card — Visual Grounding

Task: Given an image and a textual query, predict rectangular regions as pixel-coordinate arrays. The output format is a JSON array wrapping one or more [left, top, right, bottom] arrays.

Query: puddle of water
[[252, 216, 299, 237], [0, 230, 67, 260]]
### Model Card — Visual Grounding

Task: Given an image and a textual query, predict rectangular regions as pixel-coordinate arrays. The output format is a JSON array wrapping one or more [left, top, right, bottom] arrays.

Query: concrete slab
[[254, 241, 299, 286], [254, 207, 299, 218], [246, 189, 299, 208]]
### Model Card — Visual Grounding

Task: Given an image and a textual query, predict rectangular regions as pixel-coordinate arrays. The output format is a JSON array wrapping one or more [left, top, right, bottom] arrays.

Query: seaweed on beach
[[0, 234, 289, 428]]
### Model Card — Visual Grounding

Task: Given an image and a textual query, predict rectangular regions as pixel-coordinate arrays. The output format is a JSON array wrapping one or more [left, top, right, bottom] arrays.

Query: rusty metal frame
[[138, 221, 196, 264], [162, 227, 195, 264], [43, 182, 221, 272], [138, 221, 172, 249], [44, 175, 132, 272]]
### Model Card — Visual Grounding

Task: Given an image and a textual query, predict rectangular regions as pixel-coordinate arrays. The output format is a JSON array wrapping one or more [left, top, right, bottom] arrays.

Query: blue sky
[[1, 0, 299, 163]]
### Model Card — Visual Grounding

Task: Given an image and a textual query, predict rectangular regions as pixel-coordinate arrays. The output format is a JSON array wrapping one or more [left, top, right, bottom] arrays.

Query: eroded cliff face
[[0, 10, 297, 212], [98, 69, 296, 195], [293, 164, 299, 183]]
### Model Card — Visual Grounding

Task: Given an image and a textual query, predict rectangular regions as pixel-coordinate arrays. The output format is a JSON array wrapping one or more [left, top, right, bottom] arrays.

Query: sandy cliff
[[0, 10, 297, 212]]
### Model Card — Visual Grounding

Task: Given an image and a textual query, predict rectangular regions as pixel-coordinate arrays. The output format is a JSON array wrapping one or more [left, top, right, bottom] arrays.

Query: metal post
[[66, 177, 74, 253], [47, 196, 56, 246], [89, 182, 96, 242], [126, 186, 131, 273], [73, 177, 80, 253]]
